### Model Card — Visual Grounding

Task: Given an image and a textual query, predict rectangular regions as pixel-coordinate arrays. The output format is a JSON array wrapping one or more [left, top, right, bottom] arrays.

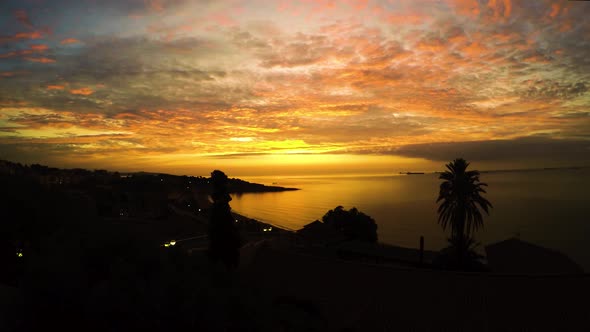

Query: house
[[485, 238, 584, 274]]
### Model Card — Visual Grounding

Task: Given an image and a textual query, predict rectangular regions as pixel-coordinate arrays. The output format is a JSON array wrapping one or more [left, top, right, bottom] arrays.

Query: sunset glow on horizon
[[1, 0, 589, 176]]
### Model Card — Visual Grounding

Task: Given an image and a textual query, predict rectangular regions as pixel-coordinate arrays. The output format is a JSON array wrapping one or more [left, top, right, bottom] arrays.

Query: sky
[[1, 0, 589, 176]]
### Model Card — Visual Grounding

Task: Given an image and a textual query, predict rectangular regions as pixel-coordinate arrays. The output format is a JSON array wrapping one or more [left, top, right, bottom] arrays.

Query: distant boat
[[399, 172, 425, 175]]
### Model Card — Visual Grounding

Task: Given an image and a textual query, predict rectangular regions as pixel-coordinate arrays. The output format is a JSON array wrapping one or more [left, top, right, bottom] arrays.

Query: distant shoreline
[[231, 209, 296, 232], [0, 159, 299, 194]]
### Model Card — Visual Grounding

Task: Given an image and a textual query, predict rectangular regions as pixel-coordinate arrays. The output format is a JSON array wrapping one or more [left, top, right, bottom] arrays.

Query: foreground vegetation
[[435, 158, 493, 271]]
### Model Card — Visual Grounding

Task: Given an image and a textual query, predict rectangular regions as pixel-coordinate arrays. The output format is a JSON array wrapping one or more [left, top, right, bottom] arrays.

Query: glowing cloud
[[0, 0, 588, 174], [69, 87, 94, 95], [24, 57, 55, 63], [30, 44, 49, 51], [60, 38, 81, 45]]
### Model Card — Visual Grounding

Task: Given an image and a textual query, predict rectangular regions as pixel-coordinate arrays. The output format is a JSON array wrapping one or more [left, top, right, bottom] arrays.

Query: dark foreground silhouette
[[208, 170, 241, 269], [0, 159, 587, 331], [0, 161, 285, 331]]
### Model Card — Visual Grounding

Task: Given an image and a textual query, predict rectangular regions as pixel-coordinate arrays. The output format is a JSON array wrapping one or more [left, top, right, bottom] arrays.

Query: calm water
[[231, 168, 590, 271]]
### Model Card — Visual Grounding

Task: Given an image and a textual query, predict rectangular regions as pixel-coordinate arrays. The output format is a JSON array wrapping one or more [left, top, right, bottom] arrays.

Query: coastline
[[231, 209, 297, 232], [230, 208, 440, 268]]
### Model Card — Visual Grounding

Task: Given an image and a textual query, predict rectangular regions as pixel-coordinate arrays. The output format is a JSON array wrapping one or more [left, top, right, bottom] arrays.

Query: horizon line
[[2, 158, 589, 179]]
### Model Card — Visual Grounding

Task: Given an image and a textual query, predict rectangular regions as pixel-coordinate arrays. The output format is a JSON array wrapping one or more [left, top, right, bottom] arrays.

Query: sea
[[230, 168, 590, 272]]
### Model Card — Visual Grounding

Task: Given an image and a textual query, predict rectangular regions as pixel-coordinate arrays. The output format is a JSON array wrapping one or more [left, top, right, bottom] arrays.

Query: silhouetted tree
[[322, 206, 377, 243], [436, 158, 492, 267], [208, 170, 241, 268]]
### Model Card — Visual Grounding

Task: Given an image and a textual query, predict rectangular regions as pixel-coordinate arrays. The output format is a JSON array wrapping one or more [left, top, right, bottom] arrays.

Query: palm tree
[[436, 158, 492, 266]]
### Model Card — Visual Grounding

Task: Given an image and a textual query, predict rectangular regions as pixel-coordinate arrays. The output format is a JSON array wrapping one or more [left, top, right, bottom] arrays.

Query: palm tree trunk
[[455, 209, 466, 269]]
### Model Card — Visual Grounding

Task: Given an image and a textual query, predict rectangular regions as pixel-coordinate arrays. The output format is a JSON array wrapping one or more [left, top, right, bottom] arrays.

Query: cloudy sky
[[1, 0, 589, 175]]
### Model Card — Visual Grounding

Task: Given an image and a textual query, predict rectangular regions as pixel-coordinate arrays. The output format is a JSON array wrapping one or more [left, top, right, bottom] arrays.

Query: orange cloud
[[60, 38, 81, 45], [503, 0, 512, 18], [352, 0, 369, 10], [46, 85, 65, 90], [0, 51, 20, 59], [486, 0, 512, 20], [0, 44, 49, 59], [490, 32, 518, 44], [0, 31, 43, 44], [25, 57, 56, 63], [522, 54, 550, 64], [70, 87, 94, 95], [114, 112, 143, 120], [460, 42, 488, 57], [385, 14, 428, 25], [1, 72, 17, 77], [415, 38, 446, 53], [14, 31, 42, 39], [148, 0, 164, 12], [549, 3, 560, 18], [30, 44, 49, 51], [559, 21, 572, 33], [450, 0, 480, 18], [210, 13, 237, 27]]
